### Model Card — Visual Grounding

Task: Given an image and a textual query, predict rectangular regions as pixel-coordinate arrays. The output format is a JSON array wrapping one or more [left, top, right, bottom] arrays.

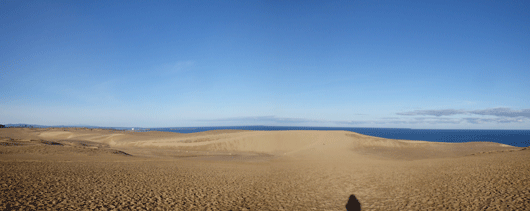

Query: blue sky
[[1, 0, 529, 129]]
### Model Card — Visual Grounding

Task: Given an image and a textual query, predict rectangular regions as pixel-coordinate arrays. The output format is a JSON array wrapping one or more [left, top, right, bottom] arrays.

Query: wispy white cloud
[[396, 109, 466, 116], [203, 116, 328, 125], [463, 117, 525, 124], [336, 117, 463, 125], [205, 116, 526, 127], [334, 120, 371, 125], [469, 108, 530, 118], [195, 107, 530, 127], [397, 107, 530, 118]]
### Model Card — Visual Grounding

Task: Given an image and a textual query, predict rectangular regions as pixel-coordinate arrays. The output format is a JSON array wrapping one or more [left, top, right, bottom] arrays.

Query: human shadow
[[345, 194, 361, 211]]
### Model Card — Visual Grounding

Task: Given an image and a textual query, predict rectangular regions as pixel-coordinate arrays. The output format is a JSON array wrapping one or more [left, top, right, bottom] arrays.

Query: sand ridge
[[1, 127, 529, 210], [17, 128, 519, 159]]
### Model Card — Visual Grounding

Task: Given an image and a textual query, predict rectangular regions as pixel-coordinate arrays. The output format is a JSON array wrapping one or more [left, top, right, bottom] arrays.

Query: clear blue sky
[[1, 0, 529, 129]]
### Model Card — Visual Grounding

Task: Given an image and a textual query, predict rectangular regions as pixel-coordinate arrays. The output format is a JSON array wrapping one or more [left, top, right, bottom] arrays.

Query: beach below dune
[[1, 128, 529, 210]]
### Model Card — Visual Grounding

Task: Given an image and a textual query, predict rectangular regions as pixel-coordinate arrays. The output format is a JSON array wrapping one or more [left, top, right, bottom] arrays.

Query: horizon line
[[3, 123, 530, 130]]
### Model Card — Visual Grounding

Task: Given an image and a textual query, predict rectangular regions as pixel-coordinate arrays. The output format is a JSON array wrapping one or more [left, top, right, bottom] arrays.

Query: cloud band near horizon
[[200, 107, 529, 126], [396, 108, 530, 118]]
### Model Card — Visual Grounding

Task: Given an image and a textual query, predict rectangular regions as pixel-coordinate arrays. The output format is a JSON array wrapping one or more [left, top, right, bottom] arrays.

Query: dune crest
[[2, 128, 520, 160]]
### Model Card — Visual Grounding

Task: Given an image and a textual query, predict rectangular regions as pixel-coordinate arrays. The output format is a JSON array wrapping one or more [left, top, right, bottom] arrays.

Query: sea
[[150, 126, 530, 148]]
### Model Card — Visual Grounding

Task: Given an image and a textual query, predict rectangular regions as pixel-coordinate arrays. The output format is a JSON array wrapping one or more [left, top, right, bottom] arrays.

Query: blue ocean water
[[152, 126, 530, 147]]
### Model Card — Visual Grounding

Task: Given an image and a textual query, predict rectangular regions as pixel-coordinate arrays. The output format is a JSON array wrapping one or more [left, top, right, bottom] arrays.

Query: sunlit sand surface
[[1, 128, 529, 210]]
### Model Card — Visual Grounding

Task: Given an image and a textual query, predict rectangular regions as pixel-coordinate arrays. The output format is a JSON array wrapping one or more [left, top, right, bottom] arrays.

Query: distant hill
[[2, 124, 147, 130]]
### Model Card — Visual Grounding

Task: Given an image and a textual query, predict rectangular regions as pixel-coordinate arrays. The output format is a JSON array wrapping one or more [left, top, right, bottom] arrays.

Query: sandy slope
[[1, 127, 528, 210]]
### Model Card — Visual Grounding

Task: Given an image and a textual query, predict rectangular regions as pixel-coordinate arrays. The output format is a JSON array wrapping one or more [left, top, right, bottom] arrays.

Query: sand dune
[[1, 127, 528, 210]]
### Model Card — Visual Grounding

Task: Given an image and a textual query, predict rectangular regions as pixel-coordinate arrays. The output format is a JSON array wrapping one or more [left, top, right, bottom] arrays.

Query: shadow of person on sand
[[346, 194, 361, 211]]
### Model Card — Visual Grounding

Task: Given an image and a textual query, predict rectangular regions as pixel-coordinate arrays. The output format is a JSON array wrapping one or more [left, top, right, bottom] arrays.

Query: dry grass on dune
[[1, 128, 529, 210]]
